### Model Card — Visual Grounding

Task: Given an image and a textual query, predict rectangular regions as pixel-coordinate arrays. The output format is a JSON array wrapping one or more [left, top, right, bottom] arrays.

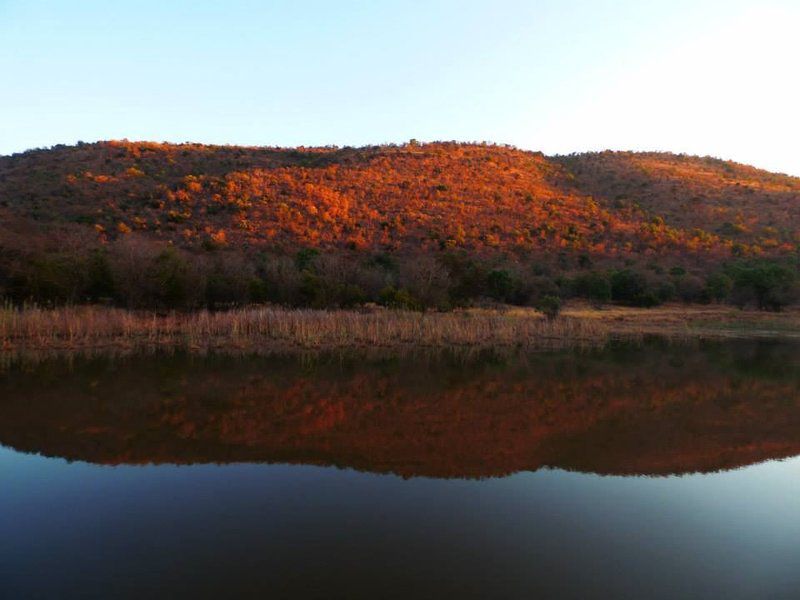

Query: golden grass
[[2, 302, 799, 361], [562, 301, 800, 338], [0, 304, 606, 355]]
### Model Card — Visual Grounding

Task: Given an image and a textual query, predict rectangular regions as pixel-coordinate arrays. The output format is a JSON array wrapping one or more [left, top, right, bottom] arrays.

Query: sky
[[1, 0, 799, 175]]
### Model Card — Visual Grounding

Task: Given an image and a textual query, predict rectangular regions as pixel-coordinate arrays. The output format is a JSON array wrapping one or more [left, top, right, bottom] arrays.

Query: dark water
[[2, 341, 800, 599]]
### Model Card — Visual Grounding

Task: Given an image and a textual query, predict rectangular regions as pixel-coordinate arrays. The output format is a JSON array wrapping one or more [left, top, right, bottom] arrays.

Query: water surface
[[2, 341, 800, 598]]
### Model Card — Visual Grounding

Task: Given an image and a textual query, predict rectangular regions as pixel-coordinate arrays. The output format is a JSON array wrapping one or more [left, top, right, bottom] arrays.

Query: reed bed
[[5, 302, 794, 364], [0, 304, 609, 355]]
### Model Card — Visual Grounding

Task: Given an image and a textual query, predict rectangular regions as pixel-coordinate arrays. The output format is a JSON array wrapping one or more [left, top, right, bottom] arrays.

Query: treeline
[[1, 237, 799, 312]]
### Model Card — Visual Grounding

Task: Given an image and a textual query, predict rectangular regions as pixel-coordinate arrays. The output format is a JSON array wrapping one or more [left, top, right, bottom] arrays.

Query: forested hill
[[1, 141, 799, 309], [2, 140, 798, 258]]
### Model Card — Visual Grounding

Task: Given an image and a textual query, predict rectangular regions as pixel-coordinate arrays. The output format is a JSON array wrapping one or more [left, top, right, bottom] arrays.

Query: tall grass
[[0, 303, 608, 354]]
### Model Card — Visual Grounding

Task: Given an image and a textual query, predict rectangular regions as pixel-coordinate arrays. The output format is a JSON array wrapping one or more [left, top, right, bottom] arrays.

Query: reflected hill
[[2, 341, 800, 478]]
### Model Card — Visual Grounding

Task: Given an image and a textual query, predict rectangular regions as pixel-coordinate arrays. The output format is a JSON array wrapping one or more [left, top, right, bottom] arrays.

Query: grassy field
[[561, 302, 800, 338], [1, 302, 799, 359]]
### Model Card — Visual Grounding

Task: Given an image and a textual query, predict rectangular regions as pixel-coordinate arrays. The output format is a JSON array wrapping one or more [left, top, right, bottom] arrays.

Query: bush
[[205, 254, 256, 307], [518, 274, 560, 307], [86, 250, 115, 301], [673, 274, 706, 303], [261, 256, 303, 305], [150, 247, 205, 310], [728, 262, 799, 311], [9, 237, 797, 314], [397, 256, 451, 309], [295, 248, 320, 271], [248, 277, 269, 303], [572, 271, 611, 307], [294, 255, 372, 308], [705, 273, 733, 302], [610, 269, 661, 307], [440, 253, 486, 305], [7, 252, 89, 305], [655, 280, 677, 303], [379, 286, 421, 310], [535, 294, 561, 320], [108, 237, 161, 308], [487, 269, 514, 302]]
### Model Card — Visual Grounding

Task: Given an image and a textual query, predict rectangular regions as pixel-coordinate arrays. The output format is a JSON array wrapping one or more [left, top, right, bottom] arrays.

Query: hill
[[3, 140, 799, 257], [554, 151, 800, 254], [1, 141, 799, 309]]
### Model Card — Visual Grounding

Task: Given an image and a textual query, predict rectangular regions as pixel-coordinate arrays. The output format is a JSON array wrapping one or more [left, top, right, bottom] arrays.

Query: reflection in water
[[4, 341, 800, 599], [2, 340, 800, 477]]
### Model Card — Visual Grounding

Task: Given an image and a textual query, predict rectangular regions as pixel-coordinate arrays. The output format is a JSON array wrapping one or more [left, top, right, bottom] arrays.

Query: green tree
[[151, 248, 204, 309], [705, 273, 733, 302], [535, 294, 562, 320], [573, 271, 611, 307], [487, 269, 514, 302], [729, 262, 799, 311], [610, 269, 659, 307]]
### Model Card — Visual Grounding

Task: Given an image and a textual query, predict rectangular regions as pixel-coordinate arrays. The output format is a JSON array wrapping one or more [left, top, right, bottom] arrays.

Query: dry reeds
[[0, 303, 608, 355], [5, 302, 796, 364]]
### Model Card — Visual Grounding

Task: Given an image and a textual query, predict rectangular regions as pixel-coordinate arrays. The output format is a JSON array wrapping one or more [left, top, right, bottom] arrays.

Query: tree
[[705, 273, 733, 303], [535, 294, 561, 320], [86, 249, 115, 301], [610, 269, 659, 307], [729, 262, 799, 311], [397, 256, 450, 309], [205, 253, 256, 307], [379, 286, 421, 310], [487, 269, 514, 302], [151, 247, 205, 310], [674, 274, 705, 303], [573, 271, 611, 307]]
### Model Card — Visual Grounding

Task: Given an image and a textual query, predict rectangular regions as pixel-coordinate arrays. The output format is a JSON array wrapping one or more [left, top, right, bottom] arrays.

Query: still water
[[2, 341, 800, 598]]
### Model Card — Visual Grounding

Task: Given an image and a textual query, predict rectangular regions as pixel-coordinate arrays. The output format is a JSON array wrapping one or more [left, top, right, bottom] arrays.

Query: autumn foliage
[[1, 140, 799, 309]]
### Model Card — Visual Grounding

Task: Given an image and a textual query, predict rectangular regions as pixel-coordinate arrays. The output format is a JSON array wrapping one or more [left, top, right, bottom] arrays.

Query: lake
[[2, 341, 800, 599]]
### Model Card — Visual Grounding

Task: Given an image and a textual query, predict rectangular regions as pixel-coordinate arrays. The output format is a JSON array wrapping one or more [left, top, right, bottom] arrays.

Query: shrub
[[379, 286, 421, 310], [397, 256, 451, 309], [654, 279, 676, 302], [487, 269, 514, 302], [440, 253, 486, 305], [572, 271, 611, 307], [86, 249, 116, 301], [150, 247, 205, 310], [519, 274, 560, 307], [108, 236, 161, 308], [610, 269, 660, 307], [535, 294, 561, 320], [7, 252, 89, 305], [295, 248, 320, 271], [370, 253, 396, 271], [261, 256, 303, 305], [248, 277, 269, 303], [705, 273, 732, 302], [728, 262, 799, 311], [205, 254, 255, 307], [673, 274, 706, 303]]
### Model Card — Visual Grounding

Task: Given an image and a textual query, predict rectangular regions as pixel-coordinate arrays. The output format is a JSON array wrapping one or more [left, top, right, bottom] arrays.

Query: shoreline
[[2, 303, 800, 360]]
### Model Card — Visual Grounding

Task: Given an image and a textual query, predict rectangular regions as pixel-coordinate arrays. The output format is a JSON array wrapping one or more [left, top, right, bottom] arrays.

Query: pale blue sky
[[2, 0, 798, 174]]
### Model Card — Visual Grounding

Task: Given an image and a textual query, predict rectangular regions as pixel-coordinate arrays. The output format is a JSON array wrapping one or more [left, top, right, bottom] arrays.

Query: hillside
[[1, 141, 799, 309], [554, 151, 800, 254], [3, 140, 799, 257]]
